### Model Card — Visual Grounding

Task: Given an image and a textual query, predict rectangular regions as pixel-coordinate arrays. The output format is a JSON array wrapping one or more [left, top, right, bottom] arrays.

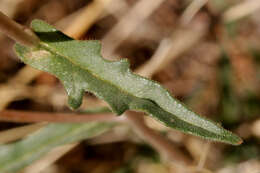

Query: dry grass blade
[[252, 119, 260, 138], [136, 17, 208, 78], [102, 0, 166, 58], [103, 0, 129, 19], [180, 0, 208, 26], [8, 66, 42, 85], [197, 141, 211, 171], [63, 0, 113, 39], [0, 85, 31, 111], [223, 0, 260, 22], [0, 0, 24, 18]]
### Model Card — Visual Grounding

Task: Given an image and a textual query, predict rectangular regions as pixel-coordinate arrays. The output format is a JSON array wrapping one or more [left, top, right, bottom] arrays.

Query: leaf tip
[[237, 139, 243, 145], [234, 138, 243, 145], [227, 133, 243, 146]]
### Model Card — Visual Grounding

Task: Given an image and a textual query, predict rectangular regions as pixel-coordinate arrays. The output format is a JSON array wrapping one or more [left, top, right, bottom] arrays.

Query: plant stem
[[0, 110, 120, 123], [0, 11, 39, 47]]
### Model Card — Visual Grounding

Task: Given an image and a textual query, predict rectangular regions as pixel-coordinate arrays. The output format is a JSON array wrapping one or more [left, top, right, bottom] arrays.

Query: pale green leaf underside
[[0, 122, 113, 173], [15, 20, 242, 145]]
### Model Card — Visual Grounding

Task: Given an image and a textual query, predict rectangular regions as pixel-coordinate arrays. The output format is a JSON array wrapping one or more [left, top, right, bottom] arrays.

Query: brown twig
[[0, 11, 39, 47], [0, 110, 120, 123]]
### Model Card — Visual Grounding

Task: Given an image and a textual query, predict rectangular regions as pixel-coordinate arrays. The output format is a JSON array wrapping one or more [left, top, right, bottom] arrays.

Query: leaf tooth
[[67, 87, 84, 109]]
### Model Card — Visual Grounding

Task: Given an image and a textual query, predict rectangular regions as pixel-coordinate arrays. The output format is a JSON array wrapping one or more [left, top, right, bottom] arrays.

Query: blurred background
[[0, 0, 259, 172]]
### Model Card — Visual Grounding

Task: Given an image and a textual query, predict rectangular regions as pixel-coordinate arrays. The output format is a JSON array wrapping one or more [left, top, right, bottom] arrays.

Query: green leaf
[[0, 122, 113, 173], [15, 20, 242, 145]]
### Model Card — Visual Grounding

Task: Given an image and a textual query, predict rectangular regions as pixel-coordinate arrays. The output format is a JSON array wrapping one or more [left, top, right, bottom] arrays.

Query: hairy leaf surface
[[0, 122, 113, 173], [15, 20, 242, 145]]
